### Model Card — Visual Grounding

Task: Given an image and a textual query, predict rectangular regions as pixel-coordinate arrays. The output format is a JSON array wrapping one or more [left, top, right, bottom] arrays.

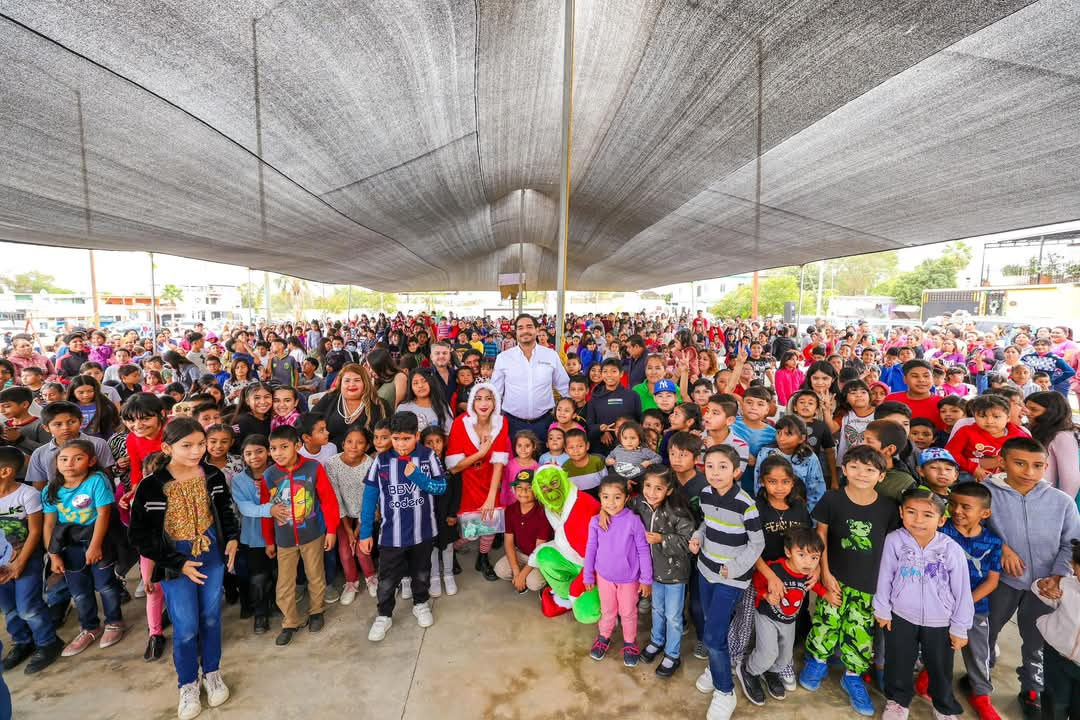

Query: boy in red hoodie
[[945, 395, 1027, 481], [262, 425, 339, 646]]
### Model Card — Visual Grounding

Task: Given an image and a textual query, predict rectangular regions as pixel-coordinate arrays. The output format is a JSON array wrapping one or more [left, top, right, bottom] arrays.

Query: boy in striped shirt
[[688, 444, 764, 720], [359, 412, 447, 642]]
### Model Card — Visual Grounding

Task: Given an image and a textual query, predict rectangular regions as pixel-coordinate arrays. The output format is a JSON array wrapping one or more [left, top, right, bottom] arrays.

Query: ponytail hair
[[756, 454, 807, 507], [145, 416, 207, 475], [46, 439, 97, 505], [774, 415, 814, 460], [642, 465, 694, 522]]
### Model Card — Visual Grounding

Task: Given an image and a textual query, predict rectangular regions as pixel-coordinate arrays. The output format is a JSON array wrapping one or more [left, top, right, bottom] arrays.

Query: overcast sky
[[1, 223, 1076, 296]]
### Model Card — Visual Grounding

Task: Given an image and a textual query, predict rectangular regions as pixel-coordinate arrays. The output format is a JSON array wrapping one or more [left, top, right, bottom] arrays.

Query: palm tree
[[160, 284, 184, 305], [273, 275, 309, 317]]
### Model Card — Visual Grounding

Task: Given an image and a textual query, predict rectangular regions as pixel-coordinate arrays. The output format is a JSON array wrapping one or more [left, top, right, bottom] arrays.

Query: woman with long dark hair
[[1025, 391, 1079, 500], [312, 363, 389, 448], [365, 347, 408, 410]]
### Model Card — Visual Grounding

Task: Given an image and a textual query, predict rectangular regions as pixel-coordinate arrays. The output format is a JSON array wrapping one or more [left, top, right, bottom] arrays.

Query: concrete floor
[[7, 547, 1026, 720]]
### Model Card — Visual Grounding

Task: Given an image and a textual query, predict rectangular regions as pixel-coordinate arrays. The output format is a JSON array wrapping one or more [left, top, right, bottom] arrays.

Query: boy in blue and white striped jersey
[[359, 412, 447, 642], [688, 444, 764, 720]]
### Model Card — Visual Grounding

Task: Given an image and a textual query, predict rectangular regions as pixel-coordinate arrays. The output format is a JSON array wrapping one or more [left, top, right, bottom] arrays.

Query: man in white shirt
[[492, 314, 570, 452]]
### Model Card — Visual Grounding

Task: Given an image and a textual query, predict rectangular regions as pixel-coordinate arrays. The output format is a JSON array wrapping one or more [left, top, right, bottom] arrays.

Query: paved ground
[[7, 546, 1026, 720]]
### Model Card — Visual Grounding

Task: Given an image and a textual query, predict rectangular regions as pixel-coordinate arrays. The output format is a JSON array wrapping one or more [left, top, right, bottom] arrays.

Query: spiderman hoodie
[[261, 457, 340, 548], [752, 558, 826, 624]]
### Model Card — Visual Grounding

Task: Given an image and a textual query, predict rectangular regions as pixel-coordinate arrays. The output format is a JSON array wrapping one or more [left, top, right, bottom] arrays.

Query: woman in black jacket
[[128, 417, 239, 719]]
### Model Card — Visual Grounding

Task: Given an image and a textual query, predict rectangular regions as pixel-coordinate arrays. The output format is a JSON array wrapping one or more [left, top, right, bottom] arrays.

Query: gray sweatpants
[[961, 614, 993, 697], [746, 612, 796, 676], [988, 583, 1053, 692]]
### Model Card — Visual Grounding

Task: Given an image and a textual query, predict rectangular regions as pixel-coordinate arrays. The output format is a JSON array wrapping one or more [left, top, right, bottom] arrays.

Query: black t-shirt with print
[[812, 489, 899, 594], [805, 418, 835, 472], [756, 498, 813, 562]]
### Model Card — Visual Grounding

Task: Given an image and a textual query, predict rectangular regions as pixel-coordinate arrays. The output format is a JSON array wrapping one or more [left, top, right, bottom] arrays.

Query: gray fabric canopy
[[1, 0, 1078, 291]]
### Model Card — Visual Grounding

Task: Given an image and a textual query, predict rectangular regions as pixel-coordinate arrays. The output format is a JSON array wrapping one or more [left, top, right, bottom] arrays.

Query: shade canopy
[[2, 0, 1078, 291]]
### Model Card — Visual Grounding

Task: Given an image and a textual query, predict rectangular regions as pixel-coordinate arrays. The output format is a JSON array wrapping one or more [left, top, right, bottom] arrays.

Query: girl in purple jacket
[[583, 475, 653, 667], [873, 488, 974, 720]]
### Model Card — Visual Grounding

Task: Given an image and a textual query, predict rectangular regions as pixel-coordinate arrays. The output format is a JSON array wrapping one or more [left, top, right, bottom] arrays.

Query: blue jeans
[[160, 535, 225, 687], [506, 411, 554, 453], [688, 560, 705, 641], [650, 581, 685, 659], [0, 555, 57, 647], [61, 545, 122, 630], [698, 577, 743, 693], [0, 642, 10, 720]]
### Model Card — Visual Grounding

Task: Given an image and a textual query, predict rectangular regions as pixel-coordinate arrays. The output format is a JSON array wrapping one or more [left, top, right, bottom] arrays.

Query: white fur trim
[[543, 485, 585, 566], [490, 451, 510, 466], [445, 453, 466, 470], [462, 381, 505, 449]]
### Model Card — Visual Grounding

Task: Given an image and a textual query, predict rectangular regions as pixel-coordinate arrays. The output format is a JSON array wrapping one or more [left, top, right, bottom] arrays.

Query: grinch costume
[[528, 465, 601, 623]]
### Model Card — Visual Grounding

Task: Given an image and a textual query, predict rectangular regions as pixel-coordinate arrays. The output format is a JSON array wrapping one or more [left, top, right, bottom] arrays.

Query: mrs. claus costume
[[445, 382, 512, 514]]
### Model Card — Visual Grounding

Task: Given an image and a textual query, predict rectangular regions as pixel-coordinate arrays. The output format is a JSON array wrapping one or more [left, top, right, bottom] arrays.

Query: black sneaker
[[24, 639, 63, 675], [453, 557, 462, 575], [2, 643, 33, 671], [640, 642, 662, 664], [143, 634, 165, 662], [1018, 690, 1041, 719], [118, 587, 132, 605], [736, 660, 766, 706], [622, 643, 640, 668], [276, 628, 298, 646], [655, 655, 681, 678], [589, 635, 610, 661], [693, 640, 708, 660], [308, 613, 325, 633], [253, 616, 270, 635], [239, 604, 254, 620], [762, 671, 787, 700]]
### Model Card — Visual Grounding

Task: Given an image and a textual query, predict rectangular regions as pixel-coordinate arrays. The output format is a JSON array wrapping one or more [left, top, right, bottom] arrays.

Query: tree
[[273, 275, 309, 316], [160, 284, 184, 304], [239, 282, 263, 309], [709, 275, 799, 318], [312, 286, 398, 314], [873, 242, 973, 305], [0, 271, 73, 294]]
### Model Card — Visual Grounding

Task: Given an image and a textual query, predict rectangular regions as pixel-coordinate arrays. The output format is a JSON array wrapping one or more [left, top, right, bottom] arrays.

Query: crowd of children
[[0, 313, 1076, 720]]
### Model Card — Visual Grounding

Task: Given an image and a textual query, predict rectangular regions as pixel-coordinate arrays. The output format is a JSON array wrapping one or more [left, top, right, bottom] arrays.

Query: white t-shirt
[[836, 410, 875, 468], [299, 443, 338, 465], [0, 483, 42, 555]]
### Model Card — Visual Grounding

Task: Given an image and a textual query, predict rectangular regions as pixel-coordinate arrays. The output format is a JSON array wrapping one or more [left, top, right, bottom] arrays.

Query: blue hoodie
[[987, 479, 1080, 590]]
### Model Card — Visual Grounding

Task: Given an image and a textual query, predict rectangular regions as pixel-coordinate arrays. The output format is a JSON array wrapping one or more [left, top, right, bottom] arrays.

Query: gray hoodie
[[987, 480, 1080, 591]]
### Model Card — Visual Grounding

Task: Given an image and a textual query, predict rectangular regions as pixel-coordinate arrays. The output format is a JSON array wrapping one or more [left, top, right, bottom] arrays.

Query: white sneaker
[[696, 667, 715, 694], [412, 601, 434, 628], [134, 579, 146, 599], [366, 577, 378, 598], [202, 670, 230, 708], [400, 577, 412, 600], [368, 616, 393, 642], [883, 700, 910, 720], [429, 574, 442, 597], [339, 581, 359, 606], [177, 681, 202, 720], [443, 574, 457, 596], [706, 690, 737, 720], [781, 674, 797, 692]]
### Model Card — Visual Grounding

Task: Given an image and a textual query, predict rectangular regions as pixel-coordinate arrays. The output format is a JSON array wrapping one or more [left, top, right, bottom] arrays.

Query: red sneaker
[[968, 693, 1002, 720], [913, 669, 930, 700]]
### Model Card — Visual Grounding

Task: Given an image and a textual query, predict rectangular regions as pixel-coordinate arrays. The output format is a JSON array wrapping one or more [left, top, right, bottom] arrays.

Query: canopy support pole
[[796, 263, 805, 330], [750, 37, 764, 320], [75, 91, 100, 328], [149, 252, 158, 340], [252, 17, 271, 324], [555, 0, 575, 351]]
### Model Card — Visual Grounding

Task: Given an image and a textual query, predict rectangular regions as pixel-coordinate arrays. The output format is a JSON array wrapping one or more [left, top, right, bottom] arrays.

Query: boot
[[475, 553, 498, 582]]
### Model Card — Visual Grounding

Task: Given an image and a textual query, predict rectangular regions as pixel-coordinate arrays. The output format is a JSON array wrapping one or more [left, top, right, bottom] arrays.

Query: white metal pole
[[555, 0, 575, 352]]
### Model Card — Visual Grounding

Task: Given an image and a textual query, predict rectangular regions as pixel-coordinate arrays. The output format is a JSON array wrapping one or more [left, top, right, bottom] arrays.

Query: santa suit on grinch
[[528, 465, 601, 623]]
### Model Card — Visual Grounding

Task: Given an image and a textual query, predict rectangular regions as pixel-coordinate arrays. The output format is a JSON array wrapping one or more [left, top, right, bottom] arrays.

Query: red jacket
[[945, 422, 1028, 475]]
